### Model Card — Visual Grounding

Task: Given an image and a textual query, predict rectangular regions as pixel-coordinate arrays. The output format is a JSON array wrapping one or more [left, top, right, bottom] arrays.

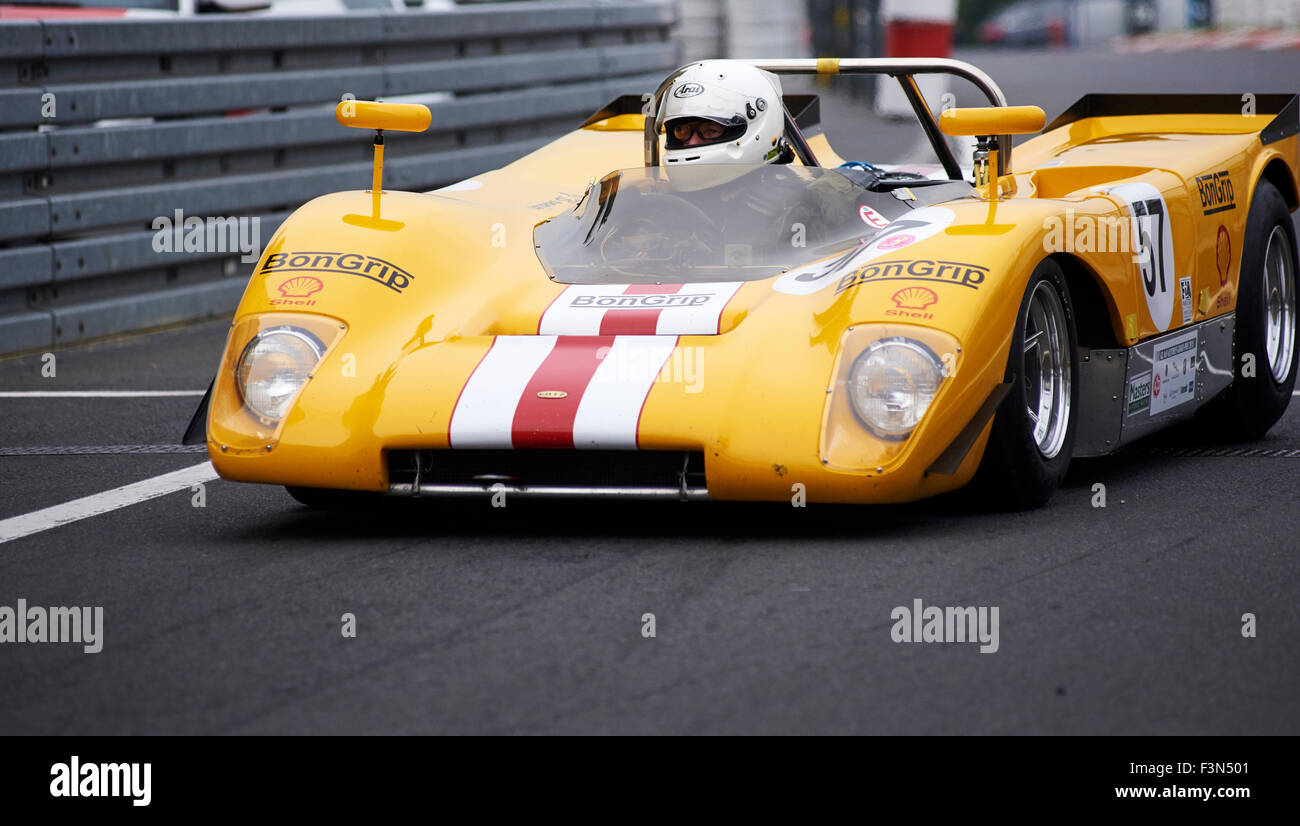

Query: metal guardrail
[[0, 1, 680, 355]]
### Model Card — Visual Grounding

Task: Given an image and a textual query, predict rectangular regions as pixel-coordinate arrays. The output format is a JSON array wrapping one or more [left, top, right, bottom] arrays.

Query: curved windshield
[[534, 165, 911, 284]]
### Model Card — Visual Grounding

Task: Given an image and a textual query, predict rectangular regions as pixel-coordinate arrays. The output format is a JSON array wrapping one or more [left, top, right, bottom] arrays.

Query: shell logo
[[891, 286, 939, 310], [1215, 225, 1231, 286], [278, 276, 324, 298]]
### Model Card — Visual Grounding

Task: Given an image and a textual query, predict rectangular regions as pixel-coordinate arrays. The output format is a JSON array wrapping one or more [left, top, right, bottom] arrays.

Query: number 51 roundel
[[1107, 182, 1178, 332]]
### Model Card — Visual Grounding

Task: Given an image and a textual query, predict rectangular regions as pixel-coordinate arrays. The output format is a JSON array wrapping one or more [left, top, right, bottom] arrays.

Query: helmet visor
[[664, 115, 747, 150]]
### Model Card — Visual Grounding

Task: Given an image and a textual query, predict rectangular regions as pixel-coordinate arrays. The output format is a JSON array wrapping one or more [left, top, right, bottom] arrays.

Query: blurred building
[[674, 0, 813, 61]]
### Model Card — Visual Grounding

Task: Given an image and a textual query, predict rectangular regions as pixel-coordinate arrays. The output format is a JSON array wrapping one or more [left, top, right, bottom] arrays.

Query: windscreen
[[534, 165, 910, 284]]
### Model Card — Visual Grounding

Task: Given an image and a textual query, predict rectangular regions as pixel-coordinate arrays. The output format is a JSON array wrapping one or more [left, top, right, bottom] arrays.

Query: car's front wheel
[[973, 258, 1079, 509]]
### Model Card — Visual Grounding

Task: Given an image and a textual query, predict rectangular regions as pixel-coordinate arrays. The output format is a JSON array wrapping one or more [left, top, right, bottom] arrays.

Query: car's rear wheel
[[973, 258, 1079, 509], [1192, 179, 1298, 440]]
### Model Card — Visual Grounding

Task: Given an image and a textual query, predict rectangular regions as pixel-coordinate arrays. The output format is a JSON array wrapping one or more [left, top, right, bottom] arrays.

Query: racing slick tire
[[1192, 179, 1298, 441], [973, 258, 1079, 510]]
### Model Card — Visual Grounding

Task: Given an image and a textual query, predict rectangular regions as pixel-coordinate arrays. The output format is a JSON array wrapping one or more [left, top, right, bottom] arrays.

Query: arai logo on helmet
[[673, 83, 705, 99]]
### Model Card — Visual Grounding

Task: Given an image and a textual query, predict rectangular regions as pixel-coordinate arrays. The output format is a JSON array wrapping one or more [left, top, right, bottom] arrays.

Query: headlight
[[847, 337, 944, 440], [235, 326, 325, 422]]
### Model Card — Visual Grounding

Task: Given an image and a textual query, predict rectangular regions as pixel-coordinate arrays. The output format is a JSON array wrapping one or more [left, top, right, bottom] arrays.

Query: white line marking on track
[[0, 390, 204, 398], [0, 461, 218, 545]]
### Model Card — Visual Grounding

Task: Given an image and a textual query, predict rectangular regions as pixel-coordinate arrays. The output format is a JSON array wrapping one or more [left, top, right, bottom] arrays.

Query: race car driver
[[657, 59, 793, 171], [651, 60, 875, 255]]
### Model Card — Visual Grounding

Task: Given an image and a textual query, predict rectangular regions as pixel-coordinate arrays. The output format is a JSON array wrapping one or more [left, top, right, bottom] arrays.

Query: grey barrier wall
[[0, 1, 681, 355]]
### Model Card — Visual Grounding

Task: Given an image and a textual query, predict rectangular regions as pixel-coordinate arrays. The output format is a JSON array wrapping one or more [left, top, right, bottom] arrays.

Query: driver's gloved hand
[[835, 165, 881, 190]]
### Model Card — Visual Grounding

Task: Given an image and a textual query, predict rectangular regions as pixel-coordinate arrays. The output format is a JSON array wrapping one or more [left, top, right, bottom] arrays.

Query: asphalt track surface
[[1, 49, 1297, 735]]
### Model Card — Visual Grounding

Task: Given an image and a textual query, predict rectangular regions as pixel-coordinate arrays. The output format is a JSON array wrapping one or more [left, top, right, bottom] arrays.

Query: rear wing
[[642, 58, 1013, 180], [1045, 93, 1300, 145]]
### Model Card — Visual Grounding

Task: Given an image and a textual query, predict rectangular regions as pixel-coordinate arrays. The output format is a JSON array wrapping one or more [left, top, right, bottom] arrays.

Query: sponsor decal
[[1149, 330, 1198, 415], [1180, 275, 1194, 325], [886, 286, 939, 320], [859, 204, 890, 229], [673, 82, 705, 99], [537, 390, 567, 399], [540, 282, 741, 335], [859, 210, 954, 252], [1216, 225, 1231, 286], [271, 275, 323, 307], [835, 258, 988, 295], [1196, 170, 1235, 215], [876, 233, 916, 250], [1126, 371, 1152, 416], [571, 293, 712, 308], [1107, 182, 1177, 333], [772, 207, 957, 296], [772, 247, 860, 296], [262, 251, 414, 294]]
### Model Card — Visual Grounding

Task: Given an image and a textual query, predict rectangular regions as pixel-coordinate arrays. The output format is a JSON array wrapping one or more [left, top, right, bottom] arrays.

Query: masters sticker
[[1126, 371, 1152, 416]]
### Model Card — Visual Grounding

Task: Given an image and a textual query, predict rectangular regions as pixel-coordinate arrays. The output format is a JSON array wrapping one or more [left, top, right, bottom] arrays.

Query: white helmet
[[656, 60, 788, 168]]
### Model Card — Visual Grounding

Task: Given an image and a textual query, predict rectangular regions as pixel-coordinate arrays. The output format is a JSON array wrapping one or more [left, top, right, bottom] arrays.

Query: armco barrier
[[0, 1, 680, 355]]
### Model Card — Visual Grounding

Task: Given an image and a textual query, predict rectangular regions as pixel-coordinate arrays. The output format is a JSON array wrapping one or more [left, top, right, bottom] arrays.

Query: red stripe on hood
[[511, 336, 613, 448]]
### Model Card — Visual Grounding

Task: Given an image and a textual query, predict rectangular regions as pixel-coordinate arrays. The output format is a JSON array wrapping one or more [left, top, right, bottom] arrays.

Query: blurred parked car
[[978, 0, 1069, 48], [0, 0, 448, 17]]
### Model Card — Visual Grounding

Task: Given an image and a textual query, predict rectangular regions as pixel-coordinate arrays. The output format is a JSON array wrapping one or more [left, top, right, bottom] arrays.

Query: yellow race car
[[184, 58, 1300, 509]]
